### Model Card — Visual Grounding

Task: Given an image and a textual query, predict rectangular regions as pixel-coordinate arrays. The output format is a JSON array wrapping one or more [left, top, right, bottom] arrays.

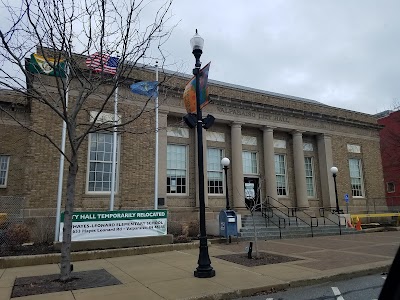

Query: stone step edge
[[0, 240, 214, 269]]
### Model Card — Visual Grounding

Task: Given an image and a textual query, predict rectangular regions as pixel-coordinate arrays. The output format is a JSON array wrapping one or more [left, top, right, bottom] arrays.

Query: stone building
[[0, 63, 387, 225]]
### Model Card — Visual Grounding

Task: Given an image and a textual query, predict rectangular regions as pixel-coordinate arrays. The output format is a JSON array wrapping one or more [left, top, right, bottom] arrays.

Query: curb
[[189, 264, 391, 300], [0, 241, 207, 268]]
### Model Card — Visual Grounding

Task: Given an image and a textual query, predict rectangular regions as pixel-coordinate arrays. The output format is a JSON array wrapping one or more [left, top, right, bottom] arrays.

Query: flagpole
[[154, 62, 159, 210], [110, 85, 118, 211], [54, 64, 69, 242]]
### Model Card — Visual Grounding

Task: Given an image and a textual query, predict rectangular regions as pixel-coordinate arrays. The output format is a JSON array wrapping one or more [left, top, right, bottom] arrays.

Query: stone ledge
[[54, 234, 173, 251], [0, 240, 208, 268]]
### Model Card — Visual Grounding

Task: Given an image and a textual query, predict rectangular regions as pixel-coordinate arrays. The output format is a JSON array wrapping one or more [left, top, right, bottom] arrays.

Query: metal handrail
[[262, 205, 286, 239], [265, 196, 298, 226], [319, 207, 342, 235], [267, 196, 319, 237]]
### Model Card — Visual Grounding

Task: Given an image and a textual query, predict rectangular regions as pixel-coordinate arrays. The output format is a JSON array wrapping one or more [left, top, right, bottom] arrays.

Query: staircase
[[239, 212, 361, 240]]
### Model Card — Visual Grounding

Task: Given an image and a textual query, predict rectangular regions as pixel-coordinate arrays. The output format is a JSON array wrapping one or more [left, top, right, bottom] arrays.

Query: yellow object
[[351, 213, 400, 227], [0, 213, 7, 226]]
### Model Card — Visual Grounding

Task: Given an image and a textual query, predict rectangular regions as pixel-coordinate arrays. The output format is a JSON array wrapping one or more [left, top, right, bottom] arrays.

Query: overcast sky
[[155, 0, 400, 115]]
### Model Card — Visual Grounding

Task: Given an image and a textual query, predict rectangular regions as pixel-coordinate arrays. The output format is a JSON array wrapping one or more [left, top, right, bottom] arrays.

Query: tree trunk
[[60, 152, 78, 281], [251, 208, 260, 259]]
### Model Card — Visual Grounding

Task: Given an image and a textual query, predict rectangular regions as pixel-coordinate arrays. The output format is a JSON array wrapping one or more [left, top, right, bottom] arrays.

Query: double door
[[244, 177, 260, 210]]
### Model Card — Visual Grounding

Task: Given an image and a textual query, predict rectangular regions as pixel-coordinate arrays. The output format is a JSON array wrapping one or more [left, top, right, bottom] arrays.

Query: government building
[[0, 62, 387, 226]]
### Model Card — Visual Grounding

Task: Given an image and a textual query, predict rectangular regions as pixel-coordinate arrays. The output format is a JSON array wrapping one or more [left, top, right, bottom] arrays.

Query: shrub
[[187, 220, 199, 237], [5, 223, 30, 247], [174, 234, 190, 243], [26, 216, 54, 244], [167, 221, 183, 236]]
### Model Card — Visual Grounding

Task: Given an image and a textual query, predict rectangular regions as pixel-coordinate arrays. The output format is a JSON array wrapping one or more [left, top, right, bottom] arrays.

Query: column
[[262, 127, 278, 205], [317, 134, 336, 208], [231, 122, 245, 208], [157, 111, 168, 206], [195, 128, 208, 207], [292, 130, 309, 208]]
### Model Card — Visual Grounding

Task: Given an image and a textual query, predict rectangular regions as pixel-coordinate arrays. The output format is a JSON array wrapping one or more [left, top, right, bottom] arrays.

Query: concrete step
[[239, 229, 361, 239]]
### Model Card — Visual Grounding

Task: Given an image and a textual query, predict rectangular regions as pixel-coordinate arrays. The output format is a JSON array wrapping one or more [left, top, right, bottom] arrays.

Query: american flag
[[85, 52, 119, 75]]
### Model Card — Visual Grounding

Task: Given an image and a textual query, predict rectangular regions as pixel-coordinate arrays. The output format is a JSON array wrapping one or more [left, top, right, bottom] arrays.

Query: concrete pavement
[[0, 231, 399, 300]]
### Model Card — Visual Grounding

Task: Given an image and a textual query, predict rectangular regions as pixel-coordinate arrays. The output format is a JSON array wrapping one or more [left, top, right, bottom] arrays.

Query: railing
[[367, 197, 400, 213], [262, 206, 286, 239], [265, 196, 319, 237], [319, 207, 342, 235]]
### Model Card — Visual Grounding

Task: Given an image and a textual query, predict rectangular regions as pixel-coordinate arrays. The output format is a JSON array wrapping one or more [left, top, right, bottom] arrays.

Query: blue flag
[[130, 81, 158, 98]]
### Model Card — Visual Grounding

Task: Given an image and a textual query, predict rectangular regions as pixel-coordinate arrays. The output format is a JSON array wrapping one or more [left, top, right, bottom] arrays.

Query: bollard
[[248, 242, 253, 259]]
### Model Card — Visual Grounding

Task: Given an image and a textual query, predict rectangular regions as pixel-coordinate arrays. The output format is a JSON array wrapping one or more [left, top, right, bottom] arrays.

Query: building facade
[[377, 110, 400, 208], [0, 66, 387, 224]]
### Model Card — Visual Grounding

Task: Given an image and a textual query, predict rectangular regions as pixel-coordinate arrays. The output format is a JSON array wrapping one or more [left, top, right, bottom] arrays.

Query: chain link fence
[[0, 196, 26, 247]]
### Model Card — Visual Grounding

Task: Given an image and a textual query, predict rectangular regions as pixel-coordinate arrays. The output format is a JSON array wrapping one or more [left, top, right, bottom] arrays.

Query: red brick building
[[377, 110, 400, 208]]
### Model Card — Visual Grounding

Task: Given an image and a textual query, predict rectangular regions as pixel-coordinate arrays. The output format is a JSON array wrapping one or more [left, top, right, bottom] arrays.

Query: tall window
[[207, 148, 224, 194], [349, 158, 364, 197], [274, 154, 287, 196], [167, 144, 187, 194], [242, 151, 258, 175], [87, 133, 118, 193], [0, 156, 10, 188], [304, 157, 315, 197]]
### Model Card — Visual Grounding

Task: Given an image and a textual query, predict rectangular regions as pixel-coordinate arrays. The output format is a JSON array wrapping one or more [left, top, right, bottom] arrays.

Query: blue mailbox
[[219, 210, 238, 238]]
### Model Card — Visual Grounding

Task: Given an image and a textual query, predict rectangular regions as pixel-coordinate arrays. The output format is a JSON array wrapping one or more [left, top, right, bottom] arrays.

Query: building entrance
[[244, 177, 260, 210]]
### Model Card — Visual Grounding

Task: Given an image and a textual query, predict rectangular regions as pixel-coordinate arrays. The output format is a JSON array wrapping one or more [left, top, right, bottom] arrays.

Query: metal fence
[[0, 196, 26, 247], [366, 197, 400, 214]]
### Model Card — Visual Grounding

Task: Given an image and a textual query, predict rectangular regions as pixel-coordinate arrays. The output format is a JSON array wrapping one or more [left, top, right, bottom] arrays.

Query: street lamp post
[[191, 29, 215, 278], [221, 157, 230, 210], [330, 166, 340, 213]]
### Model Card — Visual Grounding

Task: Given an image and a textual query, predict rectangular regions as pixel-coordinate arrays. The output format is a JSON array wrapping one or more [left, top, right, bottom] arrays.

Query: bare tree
[[0, 0, 173, 281]]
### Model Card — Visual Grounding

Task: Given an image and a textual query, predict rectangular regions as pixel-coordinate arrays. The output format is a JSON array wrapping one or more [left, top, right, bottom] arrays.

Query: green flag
[[28, 53, 66, 77]]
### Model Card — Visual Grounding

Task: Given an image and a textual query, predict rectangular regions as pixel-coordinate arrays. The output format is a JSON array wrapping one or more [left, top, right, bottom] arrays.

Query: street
[[236, 273, 386, 300]]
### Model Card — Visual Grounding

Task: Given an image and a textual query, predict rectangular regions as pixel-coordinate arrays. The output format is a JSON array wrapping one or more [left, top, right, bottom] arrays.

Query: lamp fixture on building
[[191, 29, 215, 278]]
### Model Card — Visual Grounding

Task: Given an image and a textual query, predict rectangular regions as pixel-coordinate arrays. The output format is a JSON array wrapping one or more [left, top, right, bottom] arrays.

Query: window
[[87, 133, 119, 193], [387, 182, 395, 193], [167, 144, 187, 194], [304, 157, 315, 197], [274, 154, 287, 196], [349, 158, 364, 197], [207, 148, 224, 194], [242, 151, 258, 175], [0, 156, 10, 188]]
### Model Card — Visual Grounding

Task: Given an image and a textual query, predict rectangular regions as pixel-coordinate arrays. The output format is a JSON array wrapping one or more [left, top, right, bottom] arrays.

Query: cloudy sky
[[155, 0, 400, 115]]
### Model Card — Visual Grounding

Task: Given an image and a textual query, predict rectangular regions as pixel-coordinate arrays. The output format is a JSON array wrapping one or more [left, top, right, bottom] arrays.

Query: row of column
[[157, 112, 336, 209], [230, 123, 337, 209]]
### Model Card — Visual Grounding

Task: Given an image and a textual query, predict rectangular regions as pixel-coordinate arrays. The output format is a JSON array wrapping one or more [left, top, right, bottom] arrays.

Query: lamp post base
[[194, 268, 216, 278], [194, 238, 216, 278]]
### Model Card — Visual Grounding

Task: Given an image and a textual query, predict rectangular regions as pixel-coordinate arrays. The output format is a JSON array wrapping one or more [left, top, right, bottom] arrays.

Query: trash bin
[[219, 210, 238, 239]]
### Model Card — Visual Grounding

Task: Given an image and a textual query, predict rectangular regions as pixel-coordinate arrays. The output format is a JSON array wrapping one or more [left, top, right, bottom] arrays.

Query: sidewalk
[[0, 231, 399, 300]]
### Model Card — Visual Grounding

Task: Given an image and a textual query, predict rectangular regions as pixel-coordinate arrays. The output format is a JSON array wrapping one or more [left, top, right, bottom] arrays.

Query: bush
[[174, 234, 190, 243], [167, 221, 183, 236], [5, 223, 30, 247], [187, 220, 199, 237], [26, 216, 54, 244]]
